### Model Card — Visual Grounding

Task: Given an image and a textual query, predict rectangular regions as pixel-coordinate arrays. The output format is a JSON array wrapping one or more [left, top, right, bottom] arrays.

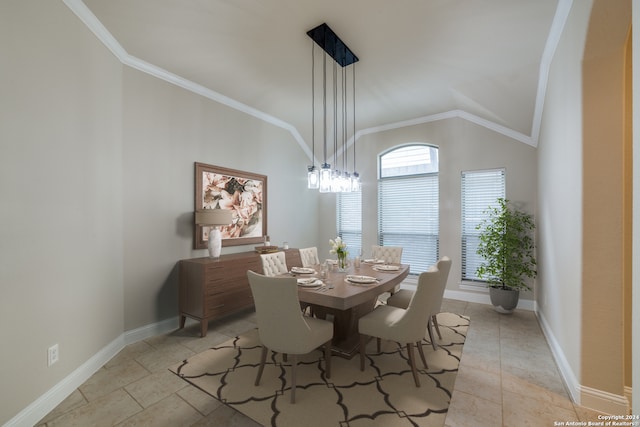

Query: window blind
[[378, 173, 439, 274], [461, 169, 505, 281], [337, 190, 362, 258]]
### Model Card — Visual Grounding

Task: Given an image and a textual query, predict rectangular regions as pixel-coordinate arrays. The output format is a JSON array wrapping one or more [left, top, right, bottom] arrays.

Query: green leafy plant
[[476, 198, 537, 290]]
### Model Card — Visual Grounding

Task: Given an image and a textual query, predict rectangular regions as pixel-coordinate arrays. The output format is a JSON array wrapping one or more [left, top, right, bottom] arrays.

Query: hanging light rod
[[307, 23, 359, 67]]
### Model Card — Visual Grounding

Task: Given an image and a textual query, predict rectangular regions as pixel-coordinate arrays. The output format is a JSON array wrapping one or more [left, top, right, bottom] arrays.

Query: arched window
[[378, 144, 439, 274]]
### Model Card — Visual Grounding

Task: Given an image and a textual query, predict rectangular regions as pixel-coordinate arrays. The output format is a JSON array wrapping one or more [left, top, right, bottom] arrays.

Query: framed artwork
[[194, 162, 267, 249]]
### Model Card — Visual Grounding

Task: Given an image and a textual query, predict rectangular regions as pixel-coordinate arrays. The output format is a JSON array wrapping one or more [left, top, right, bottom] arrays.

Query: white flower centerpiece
[[329, 237, 348, 271]]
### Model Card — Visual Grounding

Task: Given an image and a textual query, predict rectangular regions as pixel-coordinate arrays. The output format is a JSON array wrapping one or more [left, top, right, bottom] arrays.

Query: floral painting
[[194, 163, 267, 249]]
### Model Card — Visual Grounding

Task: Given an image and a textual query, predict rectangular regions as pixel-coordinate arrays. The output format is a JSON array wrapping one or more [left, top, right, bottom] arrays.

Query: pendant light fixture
[[307, 23, 359, 193]]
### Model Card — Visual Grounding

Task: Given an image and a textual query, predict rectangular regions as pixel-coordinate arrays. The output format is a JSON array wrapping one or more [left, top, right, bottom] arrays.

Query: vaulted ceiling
[[74, 0, 564, 155]]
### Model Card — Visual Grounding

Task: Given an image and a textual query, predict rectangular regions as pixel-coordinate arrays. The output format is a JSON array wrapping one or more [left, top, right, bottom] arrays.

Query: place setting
[[345, 275, 379, 286], [372, 264, 401, 272]]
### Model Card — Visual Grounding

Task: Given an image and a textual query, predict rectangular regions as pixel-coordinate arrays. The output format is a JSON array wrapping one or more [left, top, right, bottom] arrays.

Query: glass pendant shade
[[319, 163, 332, 193], [342, 172, 352, 192], [351, 172, 361, 192], [331, 170, 342, 193], [307, 165, 319, 189]]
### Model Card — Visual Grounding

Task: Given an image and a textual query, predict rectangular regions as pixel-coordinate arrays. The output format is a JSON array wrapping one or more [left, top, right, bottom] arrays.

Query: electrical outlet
[[48, 344, 59, 367]]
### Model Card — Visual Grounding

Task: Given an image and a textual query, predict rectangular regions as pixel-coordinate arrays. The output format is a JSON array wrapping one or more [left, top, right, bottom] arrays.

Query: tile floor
[[36, 300, 605, 426]]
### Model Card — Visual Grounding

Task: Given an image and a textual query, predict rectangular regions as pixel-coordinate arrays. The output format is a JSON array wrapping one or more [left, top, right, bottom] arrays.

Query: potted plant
[[476, 198, 537, 313]]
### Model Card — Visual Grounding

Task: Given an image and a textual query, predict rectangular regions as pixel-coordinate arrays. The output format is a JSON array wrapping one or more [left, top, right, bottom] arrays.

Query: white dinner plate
[[346, 275, 378, 284], [291, 267, 316, 274], [297, 278, 323, 287], [373, 264, 400, 272]]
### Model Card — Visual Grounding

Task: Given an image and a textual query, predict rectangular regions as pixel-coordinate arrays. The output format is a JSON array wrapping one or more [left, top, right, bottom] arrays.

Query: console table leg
[[179, 315, 186, 329], [200, 320, 208, 337]]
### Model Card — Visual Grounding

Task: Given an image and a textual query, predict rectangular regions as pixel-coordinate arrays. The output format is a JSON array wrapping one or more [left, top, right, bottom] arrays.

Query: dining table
[[285, 261, 410, 358]]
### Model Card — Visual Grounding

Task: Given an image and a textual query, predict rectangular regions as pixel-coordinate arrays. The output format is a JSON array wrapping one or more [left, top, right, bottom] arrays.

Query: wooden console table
[[178, 249, 302, 337]]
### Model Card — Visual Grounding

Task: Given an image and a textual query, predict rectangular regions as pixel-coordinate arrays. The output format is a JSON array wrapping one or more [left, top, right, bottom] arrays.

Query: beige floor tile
[[177, 385, 224, 416], [180, 329, 239, 354], [453, 363, 502, 404], [134, 343, 196, 373], [79, 358, 149, 401], [125, 369, 189, 408], [36, 389, 87, 425], [190, 403, 262, 427], [47, 389, 142, 427], [501, 370, 573, 411], [105, 340, 154, 369], [116, 393, 203, 427], [502, 389, 578, 426], [574, 403, 609, 422], [445, 390, 502, 427]]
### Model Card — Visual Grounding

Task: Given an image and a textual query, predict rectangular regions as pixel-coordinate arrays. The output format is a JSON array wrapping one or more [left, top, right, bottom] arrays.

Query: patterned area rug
[[170, 312, 469, 427]]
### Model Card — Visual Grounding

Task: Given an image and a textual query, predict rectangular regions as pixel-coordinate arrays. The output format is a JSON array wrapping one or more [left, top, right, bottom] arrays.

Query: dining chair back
[[371, 245, 403, 263], [260, 251, 288, 276], [386, 256, 452, 349], [299, 247, 320, 267], [247, 270, 333, 403], [358, 265, 445, 387]]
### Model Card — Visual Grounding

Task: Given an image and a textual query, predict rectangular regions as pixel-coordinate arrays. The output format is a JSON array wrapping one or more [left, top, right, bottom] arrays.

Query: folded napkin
[[373, 264, 400, 271], [291, 267, 316, 274], [297, 278, 322, 287], [345, 275, 378, 284], [363, 259, 384, 264]]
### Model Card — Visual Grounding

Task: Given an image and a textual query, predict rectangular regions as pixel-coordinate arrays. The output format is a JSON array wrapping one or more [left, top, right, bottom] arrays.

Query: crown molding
[[64, 0, 570, 156]]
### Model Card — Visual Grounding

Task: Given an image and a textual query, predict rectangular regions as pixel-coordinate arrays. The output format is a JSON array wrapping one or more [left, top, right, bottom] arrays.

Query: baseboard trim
[[124, 316, 179, 345], [580, 385, 630, 415], [4, 317, 180, 427], [536, 309, 581, 404], [443, 289, 536, 311]]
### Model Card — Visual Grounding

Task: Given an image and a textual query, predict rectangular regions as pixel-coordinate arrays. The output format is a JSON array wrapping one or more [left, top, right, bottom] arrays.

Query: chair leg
[[376, 337, 381, 353], [416, 341, 428, 369], [290, 354, 297, 404], [359, 334, 367, 371], [324, 339, 332, 379], [283, 353, 288, 362], [407, 343, 420, 387], [432, 314, 442, 339], [427, 318, 438, 351], [255, 346, 268, 386]]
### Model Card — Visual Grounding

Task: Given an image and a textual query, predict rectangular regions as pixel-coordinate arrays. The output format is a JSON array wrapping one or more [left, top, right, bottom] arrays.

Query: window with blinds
[[337, 190, 362, 258], [378, 145, 439, 275], [461, 168, 505, 282]]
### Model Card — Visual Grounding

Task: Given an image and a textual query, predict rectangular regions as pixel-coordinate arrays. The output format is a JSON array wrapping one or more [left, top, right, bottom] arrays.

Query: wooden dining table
[[288, 262, 410, 358]]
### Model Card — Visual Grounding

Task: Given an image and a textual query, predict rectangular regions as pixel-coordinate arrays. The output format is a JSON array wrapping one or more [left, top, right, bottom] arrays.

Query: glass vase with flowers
[[329, 237, 348, 271]]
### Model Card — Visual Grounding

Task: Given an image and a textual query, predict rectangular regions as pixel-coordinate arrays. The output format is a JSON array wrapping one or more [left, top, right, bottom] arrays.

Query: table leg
[[313, 298, 377, 358]]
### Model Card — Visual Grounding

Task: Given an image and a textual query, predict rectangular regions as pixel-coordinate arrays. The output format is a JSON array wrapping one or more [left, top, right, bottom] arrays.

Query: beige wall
[[0, 1, 125, 422], [324, 117, 538, 297], [120, 68, 320, 330], [536, 0, 591, 399]]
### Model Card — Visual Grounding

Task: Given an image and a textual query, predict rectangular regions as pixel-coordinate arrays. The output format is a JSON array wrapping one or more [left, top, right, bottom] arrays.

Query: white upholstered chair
[[247, 271, 333, 403], [386, 256, 452, 350], [371, 245, 403, 263], [260, 251, 289, 276], [372, 245, 403, 294], [299, 247, 320, 267], [358, 265, 447, 387]]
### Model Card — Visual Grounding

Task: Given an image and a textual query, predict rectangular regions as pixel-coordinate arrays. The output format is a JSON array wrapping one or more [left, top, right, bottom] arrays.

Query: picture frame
[[194, 162, 267, 249]]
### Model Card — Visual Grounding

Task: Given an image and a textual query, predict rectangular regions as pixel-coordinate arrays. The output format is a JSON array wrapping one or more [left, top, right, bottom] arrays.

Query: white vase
[[208, 227, 222, 259]]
